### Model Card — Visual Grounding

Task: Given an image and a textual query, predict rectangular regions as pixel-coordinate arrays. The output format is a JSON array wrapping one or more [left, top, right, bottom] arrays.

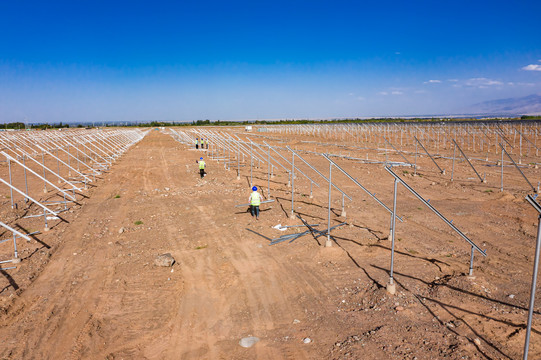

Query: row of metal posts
[[1, 128, 141, 203], [266, 122, 540, 160], [173, 129, 520, 267], [239, 128, 513, 278], [271, 123, 540, 193], [0, 129, 146, 265], [185, 130, 508, 257], [266, 123, 540, 360], [175, 125, 540, 360]]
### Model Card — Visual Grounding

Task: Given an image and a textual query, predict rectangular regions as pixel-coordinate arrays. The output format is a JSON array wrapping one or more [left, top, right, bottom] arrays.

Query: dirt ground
[[0, 127, 540, 359]]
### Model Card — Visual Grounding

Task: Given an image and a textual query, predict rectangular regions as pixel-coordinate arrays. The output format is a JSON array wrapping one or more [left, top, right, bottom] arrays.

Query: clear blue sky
[[1, 0, 540, 123]]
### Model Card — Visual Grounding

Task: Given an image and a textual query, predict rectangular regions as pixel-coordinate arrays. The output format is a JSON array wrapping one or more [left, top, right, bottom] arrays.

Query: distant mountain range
[[467, 94, 541, 115]]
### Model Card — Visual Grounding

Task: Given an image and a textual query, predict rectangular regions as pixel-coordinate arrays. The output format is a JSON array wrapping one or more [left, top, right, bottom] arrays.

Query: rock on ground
[[154, 253, 175, 267]]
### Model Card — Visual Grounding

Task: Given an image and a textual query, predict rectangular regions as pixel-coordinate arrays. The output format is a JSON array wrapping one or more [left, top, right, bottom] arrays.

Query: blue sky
[[1, 0, 540, 123]]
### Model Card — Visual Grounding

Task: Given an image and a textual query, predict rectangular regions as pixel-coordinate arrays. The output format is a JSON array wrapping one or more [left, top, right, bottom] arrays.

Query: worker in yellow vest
[[249, 186, 261, 220], [198, 157, 206, 178]]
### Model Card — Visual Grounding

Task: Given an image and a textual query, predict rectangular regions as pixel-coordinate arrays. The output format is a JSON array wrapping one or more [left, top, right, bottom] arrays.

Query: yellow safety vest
[[250, 191, 261, 206], [199, 161, 205, 169]]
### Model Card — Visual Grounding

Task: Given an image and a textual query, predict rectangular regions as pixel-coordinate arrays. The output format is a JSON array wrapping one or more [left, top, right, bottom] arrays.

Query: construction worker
[[198, 157, 206, 178], [195, 138, 199, 150], [249, 186, 261, 220], [204, 138, 208, 149]]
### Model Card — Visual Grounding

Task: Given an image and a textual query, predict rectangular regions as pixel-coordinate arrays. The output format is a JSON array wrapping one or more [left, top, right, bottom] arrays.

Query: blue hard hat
[[252, 186, 257, 191], [200, 157, 203, 160]]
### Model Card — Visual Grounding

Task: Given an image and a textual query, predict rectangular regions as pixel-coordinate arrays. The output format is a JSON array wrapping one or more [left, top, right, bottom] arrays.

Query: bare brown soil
[[0, 128, 540, 359]]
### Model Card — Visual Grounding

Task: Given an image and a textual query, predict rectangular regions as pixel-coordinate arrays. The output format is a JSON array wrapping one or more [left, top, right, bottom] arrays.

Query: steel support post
[[43, 207, 48, 229], [267, 145, 270, 197], [76, 143, 80, 171], [326, 163, 332, 247], [10, 232, 22, 261], [451, 143, 456, 182], [501, 149, 504, 192], [237, 142, 240, 180], [519, 129, 522, 164], [23, 155, 29, 202], [56, 148, 61, 180], [8, 159, 14, 209], [41, 152, 47, 193], [469, 246, 475, 276], [523, 211, 541, 360], [414, 141, 418, 175], [228, 139, 231, 170], [388, 178, 398, 294], [290, 152, 295, 218]]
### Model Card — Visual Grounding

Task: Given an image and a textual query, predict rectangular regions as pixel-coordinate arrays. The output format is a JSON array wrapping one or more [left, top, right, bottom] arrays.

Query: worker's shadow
[[235, 207, 272, 215]]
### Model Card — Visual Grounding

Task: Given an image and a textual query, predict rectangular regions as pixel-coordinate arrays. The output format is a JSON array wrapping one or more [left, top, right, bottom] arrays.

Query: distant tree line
[[2, 116, 537, 129], [132, 117, 533, 127], [0, 122, 71, 130]]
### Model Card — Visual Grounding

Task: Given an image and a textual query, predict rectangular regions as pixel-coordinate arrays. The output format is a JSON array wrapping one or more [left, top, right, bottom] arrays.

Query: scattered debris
[[272, 224, 288, 232]]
